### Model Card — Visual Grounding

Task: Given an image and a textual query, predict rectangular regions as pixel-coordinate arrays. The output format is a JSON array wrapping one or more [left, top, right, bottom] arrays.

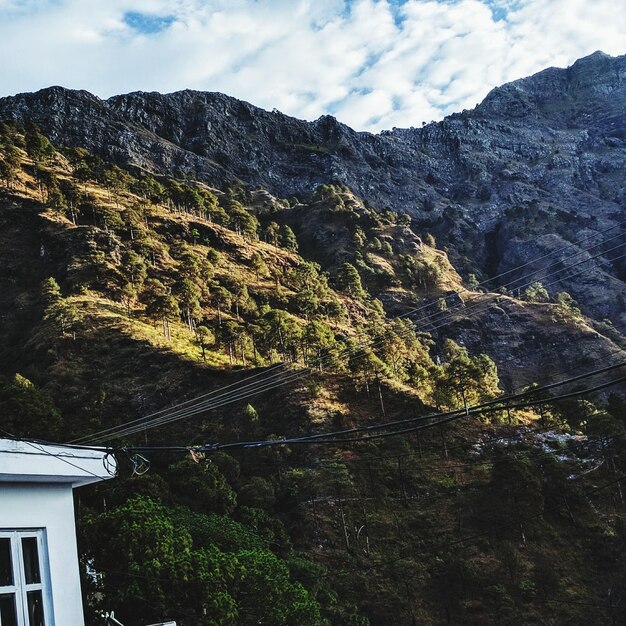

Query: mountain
[[1, 52, 626, 625], [1, 51, 625, 328]]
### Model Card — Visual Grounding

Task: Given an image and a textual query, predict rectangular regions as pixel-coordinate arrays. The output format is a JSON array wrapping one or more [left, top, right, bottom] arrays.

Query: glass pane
[[27, 590, 45, 626], [0, 593, 18, 626], [0, 539, 13, 586], [22, 538, 41, 585]]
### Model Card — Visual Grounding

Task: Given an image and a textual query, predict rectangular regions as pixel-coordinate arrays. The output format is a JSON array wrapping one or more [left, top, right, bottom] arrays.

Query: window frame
[[0, 530, 53, 626]]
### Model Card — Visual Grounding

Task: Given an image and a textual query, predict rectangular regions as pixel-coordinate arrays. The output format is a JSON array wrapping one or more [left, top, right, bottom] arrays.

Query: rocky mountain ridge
[[0, 51, 625, 327]]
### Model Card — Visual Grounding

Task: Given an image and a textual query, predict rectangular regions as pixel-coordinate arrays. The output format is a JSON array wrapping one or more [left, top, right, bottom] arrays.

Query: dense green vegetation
[[1, 121, 626, 625]]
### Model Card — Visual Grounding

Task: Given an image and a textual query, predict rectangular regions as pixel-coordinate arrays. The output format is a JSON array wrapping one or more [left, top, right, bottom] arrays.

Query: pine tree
[[336, 263, 364, 297], [278, 225, 298, 252], [195, 325, 213, 362]]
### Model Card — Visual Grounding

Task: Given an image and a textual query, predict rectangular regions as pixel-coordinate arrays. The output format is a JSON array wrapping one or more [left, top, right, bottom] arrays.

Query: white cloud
[[0, 0, 624, 131]]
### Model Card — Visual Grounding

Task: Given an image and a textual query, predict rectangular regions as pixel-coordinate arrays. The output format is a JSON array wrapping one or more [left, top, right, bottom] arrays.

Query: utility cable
[[109, 320, 624, 446], [123, 364, 626, 453], [77, 229, 626, 443]]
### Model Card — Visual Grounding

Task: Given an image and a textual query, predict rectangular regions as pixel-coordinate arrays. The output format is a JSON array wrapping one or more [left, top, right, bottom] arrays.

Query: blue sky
[[0, 0, 624, 131]]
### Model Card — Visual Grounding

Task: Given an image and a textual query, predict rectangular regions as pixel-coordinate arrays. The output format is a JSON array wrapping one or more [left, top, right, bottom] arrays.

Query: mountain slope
[[0, 51, 625, 326], [1, 53, 626, 626]]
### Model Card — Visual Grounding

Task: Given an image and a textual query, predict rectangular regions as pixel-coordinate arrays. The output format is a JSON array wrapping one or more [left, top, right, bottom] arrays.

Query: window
[[0, 531, 50, 626]]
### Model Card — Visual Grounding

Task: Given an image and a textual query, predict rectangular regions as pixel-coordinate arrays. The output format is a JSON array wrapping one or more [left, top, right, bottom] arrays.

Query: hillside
[[0, 51, 625, 326], [0, 53, 625, 626]]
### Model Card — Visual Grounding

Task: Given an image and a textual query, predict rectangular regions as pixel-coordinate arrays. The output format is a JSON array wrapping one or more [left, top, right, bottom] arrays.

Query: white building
[[0, 438, 116, 626]]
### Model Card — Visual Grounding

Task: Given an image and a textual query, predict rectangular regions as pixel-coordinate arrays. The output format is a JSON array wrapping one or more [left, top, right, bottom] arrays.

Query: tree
[[120, 282, 137, 317], [231, 205, 259, 240], [258, 309, 302, 362], [266, 222, 280, 246], [143, 279, 180, 340], [553, 291, 582, 322], [195, 325, 214, 362], [83, 496, 228, 624], [352, 226, 367, 248], [24, 123, 55, 162], [59, 179, 82, 224], [120, 250, 147, 289], [0, 374, 62, 439], [295, 289, 320, 319], [44, 297, 82, 339], [524, 281, 549, 303], [374, 319, 432, 381], [279, 225, 298, 252], [242, 403, 260, 436], [33, 165, 58, 202], [250, 252, 268, 280], [0, 152, 20, 189], [467, 273, 480, 290], [303, 321, 336, 369], [436, 340, 499, 412], [40, 277, 62, 307], [102, 164, 132, 207], [239, 477, 275, 510], [608, 394, 626, 426], [167, 459, 237, 515], [49, 188, 68, 216], [336, 263, 364, 298], [348, 348, 387, 396], [228, 279, 252, 321], [76, 246, 108, 288], [218, 320, 242, 365], [212, 286, 232, 325], [72, 161, 92, 189], [380, 240, 393, 256], [176, 278, 202, 331], [287, 262, 323, 292], [397, 213, 412, 227]]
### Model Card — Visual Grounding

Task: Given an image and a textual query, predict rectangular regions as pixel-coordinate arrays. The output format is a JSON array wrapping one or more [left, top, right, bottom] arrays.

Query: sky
[[0, 0, 624, 132]]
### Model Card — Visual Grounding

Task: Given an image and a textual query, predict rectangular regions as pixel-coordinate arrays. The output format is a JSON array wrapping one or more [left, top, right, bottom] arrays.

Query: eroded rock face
[[1, 51, 625, 323]]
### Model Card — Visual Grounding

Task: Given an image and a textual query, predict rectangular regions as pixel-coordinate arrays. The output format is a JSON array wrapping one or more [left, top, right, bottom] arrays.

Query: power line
[[409, 245, 626, 336], [208, 411, 609, 475], [67, 362, 288, 444], [99, 322, 626, 451], [86, 262, 626, 445], [122, 363, 626, 453], [74, 221, 626, 444], [213, 373, 626, 450]]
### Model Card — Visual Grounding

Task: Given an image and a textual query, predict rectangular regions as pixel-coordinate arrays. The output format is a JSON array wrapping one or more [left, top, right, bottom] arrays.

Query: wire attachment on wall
[[102, 451, 118, 477]]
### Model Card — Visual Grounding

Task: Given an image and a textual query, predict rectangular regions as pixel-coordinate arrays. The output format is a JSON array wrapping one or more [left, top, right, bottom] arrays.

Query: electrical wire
[[406, 244, 626, 335], [107, 326, 626, 451], [77, 227, 626, 443], [122, 363, 626, 454], [211, 372, 626, 450], [67, 362, 288, 444]]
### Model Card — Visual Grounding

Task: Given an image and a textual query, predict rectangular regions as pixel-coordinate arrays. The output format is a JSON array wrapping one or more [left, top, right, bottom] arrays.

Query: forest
[[1, 120, 626, 625]]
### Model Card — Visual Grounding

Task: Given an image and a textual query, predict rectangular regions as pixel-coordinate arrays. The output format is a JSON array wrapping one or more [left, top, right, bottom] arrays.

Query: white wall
[[1, 481, 85, 626]]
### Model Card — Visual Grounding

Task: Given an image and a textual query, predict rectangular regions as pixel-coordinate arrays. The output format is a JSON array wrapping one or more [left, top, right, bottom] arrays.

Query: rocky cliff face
[[1, 51, 625, 324]]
